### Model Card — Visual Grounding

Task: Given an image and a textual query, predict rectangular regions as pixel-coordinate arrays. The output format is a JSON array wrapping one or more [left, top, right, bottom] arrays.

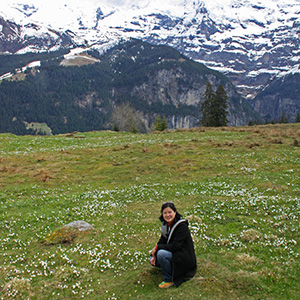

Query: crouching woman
[[150, 201, 197, 288]]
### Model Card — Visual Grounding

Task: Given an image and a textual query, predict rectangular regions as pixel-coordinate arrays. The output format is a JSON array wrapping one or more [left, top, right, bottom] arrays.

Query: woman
[[150, 201, 197, 288]]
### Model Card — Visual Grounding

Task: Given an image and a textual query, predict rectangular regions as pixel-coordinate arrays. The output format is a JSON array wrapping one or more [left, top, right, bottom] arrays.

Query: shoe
[[158, 281, 174, 288]]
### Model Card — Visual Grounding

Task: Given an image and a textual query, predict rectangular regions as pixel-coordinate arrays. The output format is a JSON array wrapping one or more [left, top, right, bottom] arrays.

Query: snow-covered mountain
[[1, 0, 300, 121]]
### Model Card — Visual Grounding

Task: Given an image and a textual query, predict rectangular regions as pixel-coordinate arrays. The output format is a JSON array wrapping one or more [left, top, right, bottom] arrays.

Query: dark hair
[[159, 201, 182, 222]]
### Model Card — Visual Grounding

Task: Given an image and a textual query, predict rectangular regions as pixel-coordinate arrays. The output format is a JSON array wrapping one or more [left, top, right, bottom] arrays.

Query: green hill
[[0, 123, 299, 299]]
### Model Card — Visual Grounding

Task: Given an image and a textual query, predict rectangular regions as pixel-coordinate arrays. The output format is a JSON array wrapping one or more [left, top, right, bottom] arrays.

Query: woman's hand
[[150, 245, 157, 266], [150, 256, 156, 266]]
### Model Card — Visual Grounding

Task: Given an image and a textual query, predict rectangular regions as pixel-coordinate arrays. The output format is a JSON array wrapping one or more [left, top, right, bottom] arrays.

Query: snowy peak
[[2, 0, 298, 34], [1, 1, 299, 45], [0, 15, 76, 54]]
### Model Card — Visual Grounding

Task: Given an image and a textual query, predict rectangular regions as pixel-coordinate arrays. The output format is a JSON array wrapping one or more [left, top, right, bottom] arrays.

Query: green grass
[[0, 124, 299, 299]]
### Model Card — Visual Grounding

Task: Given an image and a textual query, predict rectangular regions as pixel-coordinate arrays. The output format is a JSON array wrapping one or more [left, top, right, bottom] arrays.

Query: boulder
[[63, 220, 94, 231]]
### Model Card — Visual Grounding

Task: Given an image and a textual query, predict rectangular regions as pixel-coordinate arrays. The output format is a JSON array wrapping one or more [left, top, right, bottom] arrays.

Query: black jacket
[[156, 219, 197, 287]]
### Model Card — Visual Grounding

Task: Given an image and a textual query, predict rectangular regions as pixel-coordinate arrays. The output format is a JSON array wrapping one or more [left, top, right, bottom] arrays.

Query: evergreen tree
[[214, 84, 228, 127], [296, 113, 300, 123], [161, 115, 168, 131], [154, 115, 162, 131], [154, 115, 168, 131], [200, 82, 214, 127], [200, 82, 228, 127]]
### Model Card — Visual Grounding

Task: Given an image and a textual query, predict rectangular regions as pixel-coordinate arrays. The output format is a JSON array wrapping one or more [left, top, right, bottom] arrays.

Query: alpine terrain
[[0, 0, 299, 132]]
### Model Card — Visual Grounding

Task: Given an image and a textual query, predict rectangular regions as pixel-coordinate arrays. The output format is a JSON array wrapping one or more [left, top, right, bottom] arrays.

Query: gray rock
[[63, 220, 94, 231]]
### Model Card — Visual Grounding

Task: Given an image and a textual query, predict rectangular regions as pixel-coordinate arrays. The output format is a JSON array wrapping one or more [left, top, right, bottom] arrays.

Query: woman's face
[[162, 206, 176, 223]]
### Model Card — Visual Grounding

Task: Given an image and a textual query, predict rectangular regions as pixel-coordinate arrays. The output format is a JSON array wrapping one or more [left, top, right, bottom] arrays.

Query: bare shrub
[[112, 103, 146, 133]]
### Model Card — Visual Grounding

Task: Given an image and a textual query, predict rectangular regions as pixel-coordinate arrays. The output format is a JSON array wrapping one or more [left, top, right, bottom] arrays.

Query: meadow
[[0, 124, 299, 299]]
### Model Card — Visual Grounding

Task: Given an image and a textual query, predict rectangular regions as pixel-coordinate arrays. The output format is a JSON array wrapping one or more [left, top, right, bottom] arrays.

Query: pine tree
[[200, 82, 228, 127], [154, 115, 168, 131], [296, 113, 300, 123], [161, 115, 168, 131], [154, 115, 162, 131], [200, 82, 214, 127], [214, 84, 228, 127]]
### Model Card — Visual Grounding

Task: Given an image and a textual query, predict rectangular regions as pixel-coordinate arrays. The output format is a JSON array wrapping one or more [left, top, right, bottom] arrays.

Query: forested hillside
[[0, 40, 259, 134]]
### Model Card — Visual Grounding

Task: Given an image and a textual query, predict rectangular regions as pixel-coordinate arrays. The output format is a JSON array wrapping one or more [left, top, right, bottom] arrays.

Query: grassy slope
[[0, 124, 299, 299]]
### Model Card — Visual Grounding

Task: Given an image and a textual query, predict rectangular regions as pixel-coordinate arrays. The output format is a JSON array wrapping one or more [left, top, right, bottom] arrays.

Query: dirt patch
[[33, 168, 53, 182]]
